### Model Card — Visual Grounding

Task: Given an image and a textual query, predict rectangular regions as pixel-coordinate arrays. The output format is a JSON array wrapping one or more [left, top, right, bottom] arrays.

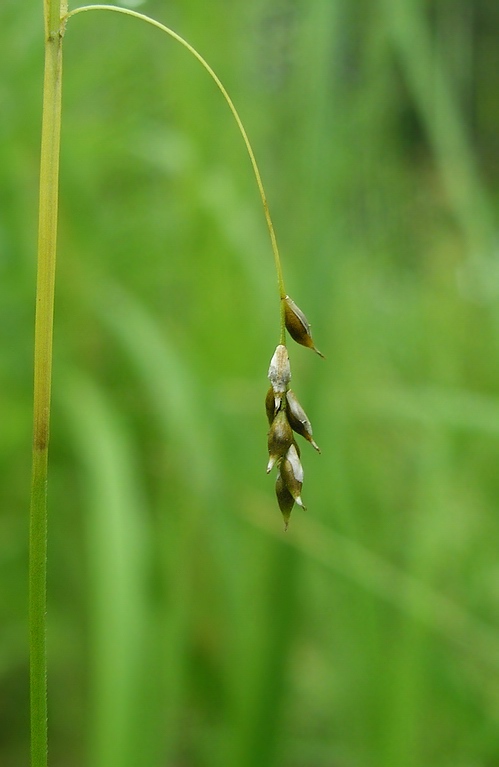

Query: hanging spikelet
[[266, 294, 323, 527]]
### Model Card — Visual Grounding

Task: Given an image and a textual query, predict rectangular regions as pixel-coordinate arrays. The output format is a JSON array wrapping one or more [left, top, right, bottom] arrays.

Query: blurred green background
[[2, 0, 499, 765]]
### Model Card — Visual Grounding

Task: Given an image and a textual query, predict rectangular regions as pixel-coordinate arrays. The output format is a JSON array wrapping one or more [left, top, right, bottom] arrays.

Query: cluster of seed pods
[[266, 296, 323, 529]]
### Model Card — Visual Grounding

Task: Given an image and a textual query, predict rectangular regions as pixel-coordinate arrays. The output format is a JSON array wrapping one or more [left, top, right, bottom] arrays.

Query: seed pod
[[267, 409, 293, 473], [265, 386, 277, 425], [283, 296, 324, 358], [286, 389, 321, 452], [268, 344, 291, 400], [280, 443, 306, 509], [276, 472, 294, 530]]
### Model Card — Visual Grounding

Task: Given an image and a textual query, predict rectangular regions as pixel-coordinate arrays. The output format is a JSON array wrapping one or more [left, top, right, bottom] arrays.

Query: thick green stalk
[[30, 3, 65, 765]]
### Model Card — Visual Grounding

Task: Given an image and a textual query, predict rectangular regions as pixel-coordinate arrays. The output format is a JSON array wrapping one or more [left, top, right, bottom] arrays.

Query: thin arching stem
[[65, 4, 288, 340]]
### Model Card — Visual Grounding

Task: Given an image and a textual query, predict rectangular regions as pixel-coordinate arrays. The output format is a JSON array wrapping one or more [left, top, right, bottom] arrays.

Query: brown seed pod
[[283, 296, 324, 358], [286, 389, 321, 452], [280, 443, 306, 509], [276, 472, 294, 530], [267, 409, 293, 473], [265, 386, 276, 425]]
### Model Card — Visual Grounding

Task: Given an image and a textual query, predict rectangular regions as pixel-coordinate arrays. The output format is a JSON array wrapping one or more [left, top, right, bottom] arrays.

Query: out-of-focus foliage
[[1, 0, 499, 765]]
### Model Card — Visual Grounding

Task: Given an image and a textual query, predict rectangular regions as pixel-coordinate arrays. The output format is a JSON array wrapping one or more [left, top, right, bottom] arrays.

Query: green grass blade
[[62, 373, 151, 767]]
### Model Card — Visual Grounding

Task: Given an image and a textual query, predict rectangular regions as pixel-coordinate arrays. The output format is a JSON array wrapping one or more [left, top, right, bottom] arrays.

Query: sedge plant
[[31, 2, 323, 764]]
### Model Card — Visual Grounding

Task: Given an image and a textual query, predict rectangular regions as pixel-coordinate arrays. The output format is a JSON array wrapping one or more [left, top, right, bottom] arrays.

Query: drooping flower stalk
[[63, 5, 325, 527], [65, 3, 288, 340]]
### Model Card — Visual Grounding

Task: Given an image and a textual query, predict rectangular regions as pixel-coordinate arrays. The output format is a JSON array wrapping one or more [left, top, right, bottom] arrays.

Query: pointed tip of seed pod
[[295, 496, 307, 510], [310, 438, 321, 453], [281, 507, 292, 529], [303, 338, 325, 359], [267, 457, 276, 473], [301, 336, 325, 358]]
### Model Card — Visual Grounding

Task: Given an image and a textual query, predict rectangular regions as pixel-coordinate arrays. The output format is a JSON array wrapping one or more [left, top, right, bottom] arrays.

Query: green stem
[[30, 3, 65, 766], [65, 4, 288, 337]]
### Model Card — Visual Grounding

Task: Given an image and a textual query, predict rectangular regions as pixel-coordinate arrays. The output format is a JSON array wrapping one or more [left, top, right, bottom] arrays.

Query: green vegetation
[[1, 0, 499, 765]]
